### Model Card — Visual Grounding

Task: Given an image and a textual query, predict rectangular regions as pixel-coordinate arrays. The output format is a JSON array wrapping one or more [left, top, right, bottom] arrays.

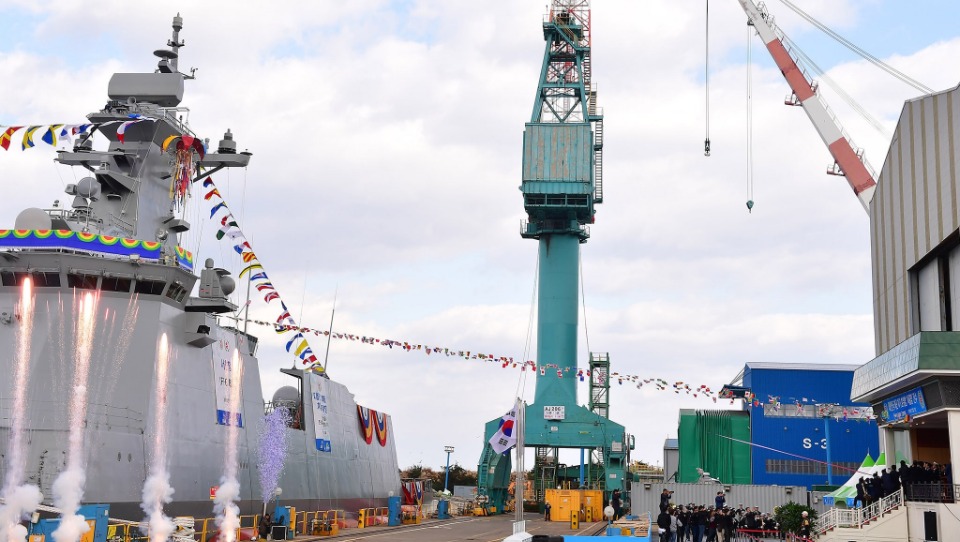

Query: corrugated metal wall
[[744, 366, 878, 488], [629, 483, 807, 519], [522, 123, 592, 183], [871, 87, 960, 353]]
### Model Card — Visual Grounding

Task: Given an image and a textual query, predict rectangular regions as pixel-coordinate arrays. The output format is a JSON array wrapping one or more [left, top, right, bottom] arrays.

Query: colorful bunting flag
[[22, 126, 41, 150], [41, 124, 64, 146], [0, 126, 21, 151]]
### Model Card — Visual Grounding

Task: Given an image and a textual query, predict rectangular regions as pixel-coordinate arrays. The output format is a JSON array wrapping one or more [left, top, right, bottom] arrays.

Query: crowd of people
[[854, 461, 954, 505], [655, 489, 781, 542]]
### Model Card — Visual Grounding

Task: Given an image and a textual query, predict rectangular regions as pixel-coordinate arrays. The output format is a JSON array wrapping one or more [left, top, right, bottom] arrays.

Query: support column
[[534, 234, 580, 408], [893, 431, 912, 463], [881, 426, 896, 460], [948, 411, 960, 485]]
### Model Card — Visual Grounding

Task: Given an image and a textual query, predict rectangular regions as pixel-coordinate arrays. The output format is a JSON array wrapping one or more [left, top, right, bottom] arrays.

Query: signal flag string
[[201, 176, 322, 369]]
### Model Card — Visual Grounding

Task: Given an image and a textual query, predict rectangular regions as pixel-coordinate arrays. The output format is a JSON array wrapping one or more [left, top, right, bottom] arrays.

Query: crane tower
[[478, 0, 632, 512]]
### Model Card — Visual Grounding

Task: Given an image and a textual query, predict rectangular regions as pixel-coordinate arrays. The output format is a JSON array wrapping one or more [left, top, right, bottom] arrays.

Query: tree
[[402, 464, 423, 479], [773, 502, 817, 535], [445, 463, 478, 489]]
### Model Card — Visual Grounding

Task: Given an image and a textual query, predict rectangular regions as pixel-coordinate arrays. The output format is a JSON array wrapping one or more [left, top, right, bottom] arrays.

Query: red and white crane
[[736, 0, 877, 213]]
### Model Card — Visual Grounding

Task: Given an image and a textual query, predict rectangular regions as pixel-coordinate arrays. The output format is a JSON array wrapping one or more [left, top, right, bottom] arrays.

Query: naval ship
[[0, 16, 400, 519]]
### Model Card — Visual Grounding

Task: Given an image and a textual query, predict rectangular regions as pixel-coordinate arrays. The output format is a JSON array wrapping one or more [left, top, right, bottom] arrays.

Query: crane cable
[[517, 250, 539, 400], [704, 0, 711, 156], [777, 0, 933, 95], [784, 33, 891, 140], [746, 23, 755, 213], [579, 255, 590, 356]]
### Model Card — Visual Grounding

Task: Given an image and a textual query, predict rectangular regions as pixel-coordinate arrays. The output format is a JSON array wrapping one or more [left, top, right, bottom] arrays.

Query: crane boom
[[736, 0, 877, 213]]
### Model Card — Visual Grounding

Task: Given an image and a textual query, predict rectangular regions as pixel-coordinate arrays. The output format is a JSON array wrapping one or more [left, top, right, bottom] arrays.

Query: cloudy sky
[[1, 0, 959, 477]]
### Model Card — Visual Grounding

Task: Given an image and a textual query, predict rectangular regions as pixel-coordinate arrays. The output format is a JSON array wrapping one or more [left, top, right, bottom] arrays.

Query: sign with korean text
[[310, 373, 332, 452], [544, 405, 565, 421], [883, 387, 926, 422], [212, 329, 243, 427]]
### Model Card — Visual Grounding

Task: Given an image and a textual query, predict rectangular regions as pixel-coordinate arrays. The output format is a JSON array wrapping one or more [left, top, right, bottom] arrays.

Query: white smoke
[[140, 334, 175, 542], [6, 523, 28, 542], [213, 480, 241, 542], [2, 279, 40, 542], [51, 468, 89, 542], [141, 473, 175, 542], [1, 484, 43, 542], [52, 293, 97, 542]]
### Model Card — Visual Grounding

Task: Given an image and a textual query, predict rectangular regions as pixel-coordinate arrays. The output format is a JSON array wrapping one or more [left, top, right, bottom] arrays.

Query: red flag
[[0, 126, 23, 150]]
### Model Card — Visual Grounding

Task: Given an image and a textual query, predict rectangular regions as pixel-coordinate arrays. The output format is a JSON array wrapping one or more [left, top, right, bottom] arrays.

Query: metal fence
[[903, 482, 960, 503], [815, 488, 902, 535], [629, 482, 807, 519]]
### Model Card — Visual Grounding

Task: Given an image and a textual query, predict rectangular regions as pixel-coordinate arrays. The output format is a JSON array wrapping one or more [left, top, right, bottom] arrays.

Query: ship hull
[[0, 252, 400, 521]]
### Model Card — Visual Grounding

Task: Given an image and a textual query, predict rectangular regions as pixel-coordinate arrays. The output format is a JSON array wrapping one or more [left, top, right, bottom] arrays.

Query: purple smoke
[[258, 408, 291, 504]]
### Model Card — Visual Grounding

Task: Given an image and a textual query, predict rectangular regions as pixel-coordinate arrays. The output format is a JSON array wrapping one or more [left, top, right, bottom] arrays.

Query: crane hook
[[746, 200, 754, 213], [704, 138, 711, 157]]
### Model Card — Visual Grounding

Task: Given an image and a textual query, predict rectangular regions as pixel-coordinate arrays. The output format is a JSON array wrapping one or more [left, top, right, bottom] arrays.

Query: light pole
[[444, 445, 455, 492], [817, 403, 840, 485]]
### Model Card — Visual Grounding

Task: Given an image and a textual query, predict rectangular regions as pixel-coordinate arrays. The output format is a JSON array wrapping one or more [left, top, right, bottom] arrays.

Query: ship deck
[[293, 513, 607, 541]]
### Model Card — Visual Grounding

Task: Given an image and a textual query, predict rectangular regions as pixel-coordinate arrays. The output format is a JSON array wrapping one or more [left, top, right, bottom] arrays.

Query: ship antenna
[[169, 14, 183, 73], [322, 287, 338, 374]]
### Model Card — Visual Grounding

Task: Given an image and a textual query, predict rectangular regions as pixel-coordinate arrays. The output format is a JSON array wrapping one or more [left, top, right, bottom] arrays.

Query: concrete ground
[[289, 512, 606, 542]]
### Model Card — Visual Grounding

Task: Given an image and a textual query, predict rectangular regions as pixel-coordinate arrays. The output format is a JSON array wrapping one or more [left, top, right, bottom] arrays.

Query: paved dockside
[[291, 513, 607, 542]]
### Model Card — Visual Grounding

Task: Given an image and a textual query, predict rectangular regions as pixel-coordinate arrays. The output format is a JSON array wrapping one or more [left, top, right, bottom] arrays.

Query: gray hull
[[0, 251, 400, 520]]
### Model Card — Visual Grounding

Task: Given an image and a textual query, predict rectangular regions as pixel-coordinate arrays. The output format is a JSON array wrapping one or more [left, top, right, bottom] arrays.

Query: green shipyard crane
[[478, 0, 633, 513]]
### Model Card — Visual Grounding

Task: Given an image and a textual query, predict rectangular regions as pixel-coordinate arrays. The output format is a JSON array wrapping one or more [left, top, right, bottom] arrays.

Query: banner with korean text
[[310, 374, 332, 452]]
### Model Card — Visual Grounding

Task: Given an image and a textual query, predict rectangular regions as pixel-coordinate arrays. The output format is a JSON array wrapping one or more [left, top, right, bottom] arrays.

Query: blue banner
[[883, 387, 927, 422], [216, 409, 244, 427]]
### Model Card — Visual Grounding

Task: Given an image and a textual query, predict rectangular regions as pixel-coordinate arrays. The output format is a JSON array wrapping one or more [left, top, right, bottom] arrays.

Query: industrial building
[[836, 83, 960, 540], [671, 363, 879, 489]]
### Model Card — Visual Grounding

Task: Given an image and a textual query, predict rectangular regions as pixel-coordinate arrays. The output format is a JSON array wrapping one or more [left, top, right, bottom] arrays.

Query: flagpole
[[515, 398, 524, 524], [322, 287, 338, 373]]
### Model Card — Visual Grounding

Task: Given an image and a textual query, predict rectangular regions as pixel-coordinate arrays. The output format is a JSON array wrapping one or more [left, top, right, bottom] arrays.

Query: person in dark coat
[[612, 489, 622, 521], [258, 512, 272, 540], [799, 511, 811, 537], [881, 467, 894, 497], [657, 509, 672, 542], [869, 473, 883, 502], [660, 489, 673, 513], [854, 478, 866, 508]]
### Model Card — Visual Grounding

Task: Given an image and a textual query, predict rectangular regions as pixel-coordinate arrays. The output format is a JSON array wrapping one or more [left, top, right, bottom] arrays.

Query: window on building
[[67, 273, 99, 290], [765, 459, 859, 475], [134, 279, 166, 296]]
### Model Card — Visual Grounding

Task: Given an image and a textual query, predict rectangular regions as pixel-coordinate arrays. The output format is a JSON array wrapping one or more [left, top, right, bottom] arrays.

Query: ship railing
[[422, 496, 470, 517], [146, 104, 196, 136], [195, 514, 260, 542], [356, 506, 390, 528], [294, 509, 346, 535], [105, 522, 147, 542]]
